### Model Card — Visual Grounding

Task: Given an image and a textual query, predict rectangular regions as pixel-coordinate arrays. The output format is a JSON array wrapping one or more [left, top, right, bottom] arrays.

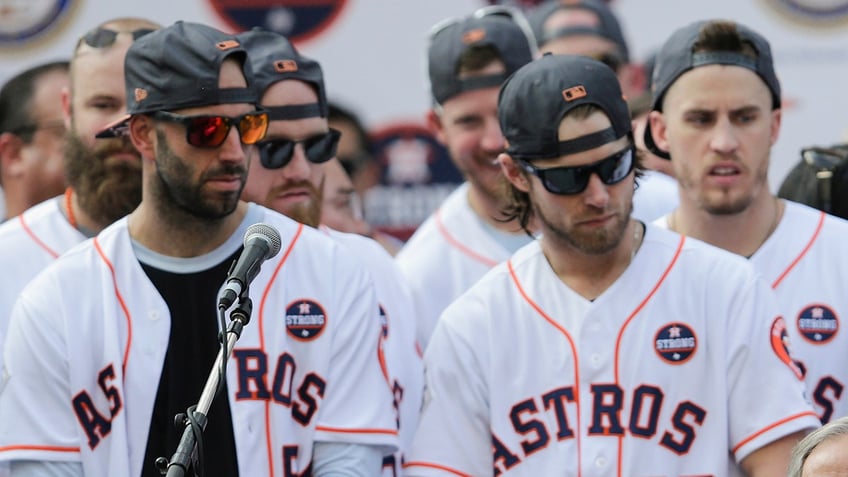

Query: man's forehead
[[260, 79, 318, 107]]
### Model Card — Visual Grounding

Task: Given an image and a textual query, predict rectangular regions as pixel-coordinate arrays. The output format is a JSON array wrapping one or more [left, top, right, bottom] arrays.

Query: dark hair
[[456, 44, 503, 76], [328, 102, 374, 176], [501, 103, 644, 234], [0, 61, 69, 143], [692, 20, 758, 59]]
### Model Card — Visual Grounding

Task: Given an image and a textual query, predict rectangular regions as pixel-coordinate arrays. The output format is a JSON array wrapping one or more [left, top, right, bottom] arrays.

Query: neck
[[543, 219, 643, 300], [64, 187, 108, 237], [128, 200, 248, 258], [670, 194, 782, 258], [467, 183, 533, 234]]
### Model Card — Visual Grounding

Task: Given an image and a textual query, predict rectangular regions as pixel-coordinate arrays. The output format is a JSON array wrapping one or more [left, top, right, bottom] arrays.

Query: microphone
[[218, 223, 283, 309]]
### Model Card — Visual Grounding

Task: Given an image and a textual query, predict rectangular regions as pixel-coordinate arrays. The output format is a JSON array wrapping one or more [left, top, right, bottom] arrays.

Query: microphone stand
[[155, 296, 253, 476]]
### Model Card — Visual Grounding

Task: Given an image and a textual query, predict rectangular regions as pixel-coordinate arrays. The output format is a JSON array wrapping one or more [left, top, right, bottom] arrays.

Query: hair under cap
[[643, 19, 781, 159], [428, 11, 534, 105], [96, 21, 257, 138], [237, 28, 328, 120], [499, 54, 631, 160], [527, 0, 630, 61]]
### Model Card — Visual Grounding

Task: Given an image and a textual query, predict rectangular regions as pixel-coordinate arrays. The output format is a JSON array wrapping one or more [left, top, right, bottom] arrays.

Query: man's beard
[[64, 131, 143, 226], [276, 179, 324, 228]]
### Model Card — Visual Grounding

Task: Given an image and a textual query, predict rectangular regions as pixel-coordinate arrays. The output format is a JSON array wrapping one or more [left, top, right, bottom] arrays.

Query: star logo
[[668, 326, 681, 338], [299, 302, 311, 314]]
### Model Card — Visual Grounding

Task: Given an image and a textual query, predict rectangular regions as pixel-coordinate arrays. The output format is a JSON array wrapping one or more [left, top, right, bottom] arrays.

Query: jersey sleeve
[[312, 250, 399, 453], [0, 280, 82, 464], [724, 273, 820, 462], [406, 304, 491, 477]]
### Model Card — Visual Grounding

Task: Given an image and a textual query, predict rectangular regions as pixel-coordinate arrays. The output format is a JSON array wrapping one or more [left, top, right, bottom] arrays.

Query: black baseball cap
[[427, 6, 535, 106], [499, 54, 631, 160], [644, 19, 781, 159], [237, 28, 328, 120], [96, 21, 257, 138], [527, 0, 629, 62]]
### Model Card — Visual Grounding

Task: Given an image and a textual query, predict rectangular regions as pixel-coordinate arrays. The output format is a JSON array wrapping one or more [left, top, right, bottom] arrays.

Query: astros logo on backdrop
[[207, 0, 348, 43], [0, 0, 75, 45]]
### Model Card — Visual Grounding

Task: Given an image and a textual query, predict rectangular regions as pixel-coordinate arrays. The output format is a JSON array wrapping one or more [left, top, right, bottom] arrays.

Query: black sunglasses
[[258, 129, 341, 169], [82, 27, 155, 48], [518, 147, 635, 195], [150, 110, 269, 148]]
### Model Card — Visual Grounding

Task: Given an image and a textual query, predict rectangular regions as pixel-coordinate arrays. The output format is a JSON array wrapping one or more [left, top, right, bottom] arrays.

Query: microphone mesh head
[[244, 223, 283, 258]]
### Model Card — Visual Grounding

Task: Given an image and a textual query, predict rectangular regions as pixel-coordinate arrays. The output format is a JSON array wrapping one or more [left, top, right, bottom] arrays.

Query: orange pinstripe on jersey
[[435, 208, 499, 267], [94, 237, 133, 375], [18, 213, 60, 259], [771, 211, 825, 290], [258, 222, 303, 476], [404, 460, 473, 476], [508, 258, 584, 476], [731, 410, 819, 456], [614, 235, 685, 476]]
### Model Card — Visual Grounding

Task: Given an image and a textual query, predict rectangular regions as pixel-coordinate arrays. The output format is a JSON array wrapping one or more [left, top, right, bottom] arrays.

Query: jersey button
[[595, 456, 607, 468], [590, 353, 602, 367], [149, 310, 160, 321]]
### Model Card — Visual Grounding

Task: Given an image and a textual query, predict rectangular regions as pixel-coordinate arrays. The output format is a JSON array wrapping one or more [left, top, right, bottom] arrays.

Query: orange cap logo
[[562, 85, 587, 102], [463, 28, 486, 44], [216, 40, 240, 50], [134, 88, 148, 103], [274, 60, 298, 73]]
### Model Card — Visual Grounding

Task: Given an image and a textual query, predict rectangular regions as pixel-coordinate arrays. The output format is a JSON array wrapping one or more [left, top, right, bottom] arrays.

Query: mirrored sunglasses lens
[[544, 168, 584, 194], [238, 113, 268, 145], [601, 149, 633, 184], [187, 116, 229, 148]]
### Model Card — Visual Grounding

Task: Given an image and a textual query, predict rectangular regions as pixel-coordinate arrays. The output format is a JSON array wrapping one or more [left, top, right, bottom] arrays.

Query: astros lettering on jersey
[[406, 225, 818, 476]]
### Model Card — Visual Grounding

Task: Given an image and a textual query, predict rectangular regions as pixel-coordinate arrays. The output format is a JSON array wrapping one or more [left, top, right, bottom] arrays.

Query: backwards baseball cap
[[527, 0, 629, 62], [499, 54, 631, 160], [96, 21, 257, 138], [427, 6, 535, 106], [644, 19, 781, 159], [237, 28, 328, 120]]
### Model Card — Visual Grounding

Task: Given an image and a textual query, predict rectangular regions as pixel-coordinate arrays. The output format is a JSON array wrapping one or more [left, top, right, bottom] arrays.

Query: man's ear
[[128, 115, 155, 160], [499, 152, 530, 193], [426, 108, 447, 145], [648, 110, 670, 153], [61, 85, 73, 131], [0, 132, 24, 180]]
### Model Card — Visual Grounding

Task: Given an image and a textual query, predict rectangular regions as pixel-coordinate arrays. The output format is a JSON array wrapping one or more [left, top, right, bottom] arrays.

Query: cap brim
[[94, 114, 131, 139], [642, 120, 671, 160]]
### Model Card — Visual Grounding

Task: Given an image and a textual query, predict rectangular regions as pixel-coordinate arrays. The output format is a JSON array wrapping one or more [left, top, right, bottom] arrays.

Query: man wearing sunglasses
[[407, 54, 817, 476], [0, 60, 69, 221], [238, 29, 420, 477], [395, 6, 537, 351], [647, 20, 848, 426], [0, 18, 160, 469], [0, 21, 398, 477]]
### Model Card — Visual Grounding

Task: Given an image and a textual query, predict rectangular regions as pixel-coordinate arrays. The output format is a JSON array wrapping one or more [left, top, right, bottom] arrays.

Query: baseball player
[[395, 6, 538, 351], [0, 21, 397, 476], [405, 54, 818, 476], [237, 29, 422, 476], [645, 19, 848, 424], [0, 16, 159, 413]]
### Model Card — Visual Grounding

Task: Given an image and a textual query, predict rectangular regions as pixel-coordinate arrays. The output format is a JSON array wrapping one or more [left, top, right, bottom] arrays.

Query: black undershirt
[[140, 248, 242, 477]]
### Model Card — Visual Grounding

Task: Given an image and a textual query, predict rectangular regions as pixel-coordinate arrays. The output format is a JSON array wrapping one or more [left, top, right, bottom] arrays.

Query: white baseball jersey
[[0, 204, 398, 476], [658, 200, 848, 424], [406, 225, 818, 477], [632, 170, 678, 223], [322, 226, 424, 476], [0, 197, 84, 376], [395, 182, 533, 350]]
